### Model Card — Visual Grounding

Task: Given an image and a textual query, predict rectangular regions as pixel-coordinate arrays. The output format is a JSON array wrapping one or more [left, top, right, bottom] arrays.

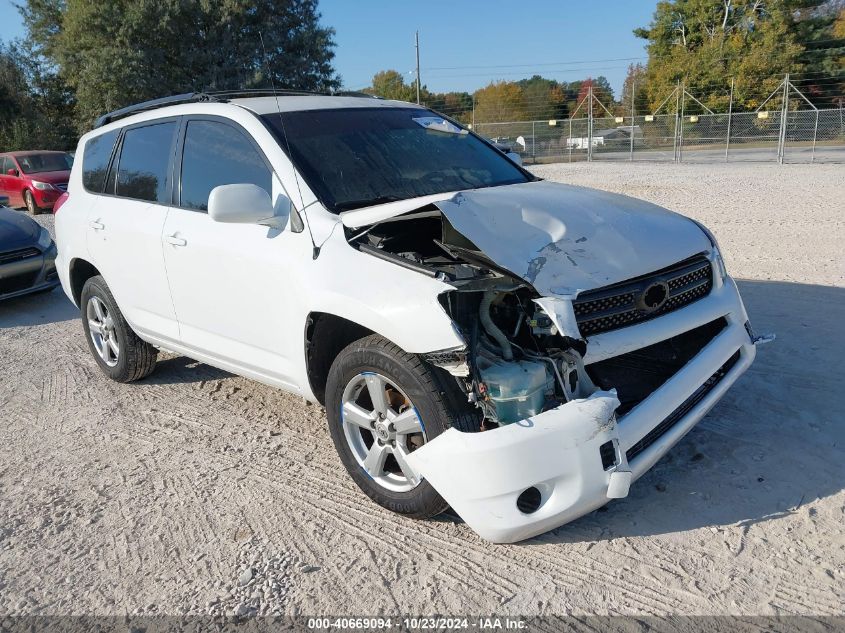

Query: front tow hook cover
[[607, 470, 632, 499]]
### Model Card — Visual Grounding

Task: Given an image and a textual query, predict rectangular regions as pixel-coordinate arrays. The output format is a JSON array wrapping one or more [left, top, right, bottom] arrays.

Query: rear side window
[[180, 120, 271, 211], [115, 122, 177, 203], [82, 131, 118, 193]]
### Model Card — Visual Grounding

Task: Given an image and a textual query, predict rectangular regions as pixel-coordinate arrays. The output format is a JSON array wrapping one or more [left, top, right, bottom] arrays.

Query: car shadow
[[140, 355, 233, 385], [0, 287, 78, 328], [514, 279, 845, 544]]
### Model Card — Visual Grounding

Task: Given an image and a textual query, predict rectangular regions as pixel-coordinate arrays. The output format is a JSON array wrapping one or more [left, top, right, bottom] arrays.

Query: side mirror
[[208, 183, 286, 227], [6, 168, 18, 177], [506, 151, 523, 166]]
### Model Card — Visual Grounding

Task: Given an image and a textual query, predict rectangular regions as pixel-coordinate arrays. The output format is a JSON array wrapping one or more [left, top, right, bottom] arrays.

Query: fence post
[[532, 120, 536, 162], [811, 109, 819, 163], [678, 80, 685, 162], [568, 117, 572, 163], [588, 85, 593, 162], [630, 80, 635, 161], [777, 73, 789, 164], [725, 78, 734, 162], [672, 80, 680, 162]]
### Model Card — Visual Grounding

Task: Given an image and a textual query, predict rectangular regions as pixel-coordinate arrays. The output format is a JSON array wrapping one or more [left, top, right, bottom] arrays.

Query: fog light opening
[[516, 487, 542, 514]]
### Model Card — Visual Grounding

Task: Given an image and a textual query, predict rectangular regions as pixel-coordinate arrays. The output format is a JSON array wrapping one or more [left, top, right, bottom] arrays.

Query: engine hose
[[479, 291, 513, 361]]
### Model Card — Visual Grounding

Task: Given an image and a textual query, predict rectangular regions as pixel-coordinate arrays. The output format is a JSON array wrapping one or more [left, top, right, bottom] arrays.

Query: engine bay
[[346, 207, 597, 429]]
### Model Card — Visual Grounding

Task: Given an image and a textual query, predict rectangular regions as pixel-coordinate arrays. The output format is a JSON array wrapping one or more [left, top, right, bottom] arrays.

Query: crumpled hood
[[432, 181, 710, 296], [0, 207, 40, 250]]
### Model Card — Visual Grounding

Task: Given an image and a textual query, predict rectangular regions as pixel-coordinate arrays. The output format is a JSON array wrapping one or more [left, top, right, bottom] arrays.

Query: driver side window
[[179, 120, 272, 212]]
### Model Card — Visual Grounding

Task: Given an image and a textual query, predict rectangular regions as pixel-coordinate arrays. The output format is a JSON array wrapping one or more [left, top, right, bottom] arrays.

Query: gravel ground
[[0, 162, 843, 617]]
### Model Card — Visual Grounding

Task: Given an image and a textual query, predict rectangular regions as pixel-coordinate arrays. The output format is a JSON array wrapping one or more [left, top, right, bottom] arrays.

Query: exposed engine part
[[348, 208, 599, 428], [477, 357, 548, 425], [558, 349, 596, 400], [527, 314, 557, 336], [479, 291, 513, 361]]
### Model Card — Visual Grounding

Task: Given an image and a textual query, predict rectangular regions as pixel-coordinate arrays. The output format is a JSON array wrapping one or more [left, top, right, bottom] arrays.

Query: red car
[[0, 151, 73, 214]]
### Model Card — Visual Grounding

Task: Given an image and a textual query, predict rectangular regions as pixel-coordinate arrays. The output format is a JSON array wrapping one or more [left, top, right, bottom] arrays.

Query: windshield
[[262, 107, 530, 213], [15, 153, 73, 174]]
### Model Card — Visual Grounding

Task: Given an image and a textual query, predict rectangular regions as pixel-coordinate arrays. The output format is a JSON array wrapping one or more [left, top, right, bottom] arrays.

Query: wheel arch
[[304, 312, 375, 406], [69, 258, 101, 307]]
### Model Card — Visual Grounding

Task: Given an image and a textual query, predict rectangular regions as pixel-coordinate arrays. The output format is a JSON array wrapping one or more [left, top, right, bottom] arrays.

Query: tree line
[[2, 0, 843, 151], [370, 0, 844, 123], [1, 0, 339, 151]]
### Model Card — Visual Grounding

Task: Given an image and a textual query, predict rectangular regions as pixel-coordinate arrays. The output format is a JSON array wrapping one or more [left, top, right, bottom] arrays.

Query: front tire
[[24, 190, 39, 215], [325, 334, 479, 519], [80, 276, 158, 382]]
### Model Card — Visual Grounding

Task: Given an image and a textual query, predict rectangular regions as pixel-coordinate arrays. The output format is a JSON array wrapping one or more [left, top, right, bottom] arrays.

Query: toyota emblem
[[637, 281, 670, 313]]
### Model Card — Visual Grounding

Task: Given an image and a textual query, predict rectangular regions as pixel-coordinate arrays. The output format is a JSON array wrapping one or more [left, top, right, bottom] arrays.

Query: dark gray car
[[0, 196, 59, 300]]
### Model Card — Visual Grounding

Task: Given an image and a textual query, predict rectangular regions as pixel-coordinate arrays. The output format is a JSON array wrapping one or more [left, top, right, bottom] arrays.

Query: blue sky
[[1, 0, 657, 97]]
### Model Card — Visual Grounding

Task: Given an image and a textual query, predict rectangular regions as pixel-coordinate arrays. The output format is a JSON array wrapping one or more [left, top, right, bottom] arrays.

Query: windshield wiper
[[334, 195, 405, 211]]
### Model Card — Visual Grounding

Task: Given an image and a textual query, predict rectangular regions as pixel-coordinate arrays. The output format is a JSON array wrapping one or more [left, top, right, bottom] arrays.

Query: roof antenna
[[258, 31, 321, 259]]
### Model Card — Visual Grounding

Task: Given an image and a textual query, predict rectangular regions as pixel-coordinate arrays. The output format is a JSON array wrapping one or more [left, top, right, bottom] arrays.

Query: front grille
[[625, 350, 740, 463], [0, 247, 40, 265], [0, 271, 39, 295], [573, 255, 713, 336]]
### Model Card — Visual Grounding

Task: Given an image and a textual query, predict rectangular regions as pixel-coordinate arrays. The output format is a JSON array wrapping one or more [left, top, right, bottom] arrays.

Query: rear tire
[[325, 334, 479, 519], [80, 276, 157, 382]]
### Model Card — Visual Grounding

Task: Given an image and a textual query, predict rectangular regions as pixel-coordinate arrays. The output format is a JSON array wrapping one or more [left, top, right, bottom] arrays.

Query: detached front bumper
[[408, 276, 759, 543]]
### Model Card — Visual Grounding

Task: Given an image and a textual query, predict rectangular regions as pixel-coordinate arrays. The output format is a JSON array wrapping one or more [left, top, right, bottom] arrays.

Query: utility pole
[[415, 30, 421, 105]]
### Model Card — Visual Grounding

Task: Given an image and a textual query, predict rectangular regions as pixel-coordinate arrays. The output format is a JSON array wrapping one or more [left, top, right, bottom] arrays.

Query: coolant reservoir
[[479, 359, 549, 425]]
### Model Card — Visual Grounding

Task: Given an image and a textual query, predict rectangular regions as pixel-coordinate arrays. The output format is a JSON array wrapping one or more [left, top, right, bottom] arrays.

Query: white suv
[[55, 92, 767, 543]]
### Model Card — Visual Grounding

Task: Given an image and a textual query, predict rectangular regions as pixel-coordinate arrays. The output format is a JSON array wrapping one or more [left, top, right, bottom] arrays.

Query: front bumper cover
[[0, 242, 59, 301], [408, 276, 760, 543]]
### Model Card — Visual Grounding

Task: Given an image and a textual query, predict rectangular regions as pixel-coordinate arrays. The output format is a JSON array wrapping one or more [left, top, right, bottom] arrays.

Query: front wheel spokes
[[389, 408, 422, 435], [364, 373, 389, 418], [391, 444, 420, 486], [363, 442, 389, 477], [342, 401, 375, 429]]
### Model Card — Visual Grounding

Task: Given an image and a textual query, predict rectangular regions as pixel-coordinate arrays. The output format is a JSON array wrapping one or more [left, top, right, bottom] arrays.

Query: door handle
[[165, 234, 187, 247], [89, 220, 104, 230]]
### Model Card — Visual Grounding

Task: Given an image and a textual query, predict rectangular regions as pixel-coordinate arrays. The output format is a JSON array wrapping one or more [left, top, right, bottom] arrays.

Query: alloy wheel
[[340, 372, 427, 492], [86, 295, 120, 367]]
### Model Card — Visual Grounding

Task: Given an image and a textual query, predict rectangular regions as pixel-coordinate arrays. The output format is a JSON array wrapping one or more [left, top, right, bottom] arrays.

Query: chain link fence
[[474, 106, 845, 165]]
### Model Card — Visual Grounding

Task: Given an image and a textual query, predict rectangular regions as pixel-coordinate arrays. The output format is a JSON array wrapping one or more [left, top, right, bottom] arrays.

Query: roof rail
[[92, 89, 383, 129], [205, 88, 320, 99], [94, 92, 218, 128]]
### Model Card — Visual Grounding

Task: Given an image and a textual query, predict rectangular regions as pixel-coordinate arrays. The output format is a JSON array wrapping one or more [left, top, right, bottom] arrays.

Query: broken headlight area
[[439, 287, 597, 428], [346, 207, 598, 430]]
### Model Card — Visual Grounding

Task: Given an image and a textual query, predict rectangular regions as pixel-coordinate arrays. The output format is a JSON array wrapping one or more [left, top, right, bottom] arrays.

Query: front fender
[[304, 238, 465, 354]]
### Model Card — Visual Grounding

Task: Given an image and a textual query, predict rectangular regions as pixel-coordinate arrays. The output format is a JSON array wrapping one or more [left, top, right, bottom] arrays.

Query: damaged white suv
[[56, 92, 768, 543]]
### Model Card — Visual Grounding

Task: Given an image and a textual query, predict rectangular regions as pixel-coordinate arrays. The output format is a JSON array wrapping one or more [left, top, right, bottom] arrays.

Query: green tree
[[619, 63, 650, 116], [0, 38, 74, 150], [18, 0, 340, 130], [635, 0, 839, 111], [473, 81, 527, 123], [515, 75, 569, 120], [365, 69, 417, 101]]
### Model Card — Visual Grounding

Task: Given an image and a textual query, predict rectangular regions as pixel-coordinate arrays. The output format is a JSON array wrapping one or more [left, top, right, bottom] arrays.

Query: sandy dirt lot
[[1, 162, 843, 617]]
